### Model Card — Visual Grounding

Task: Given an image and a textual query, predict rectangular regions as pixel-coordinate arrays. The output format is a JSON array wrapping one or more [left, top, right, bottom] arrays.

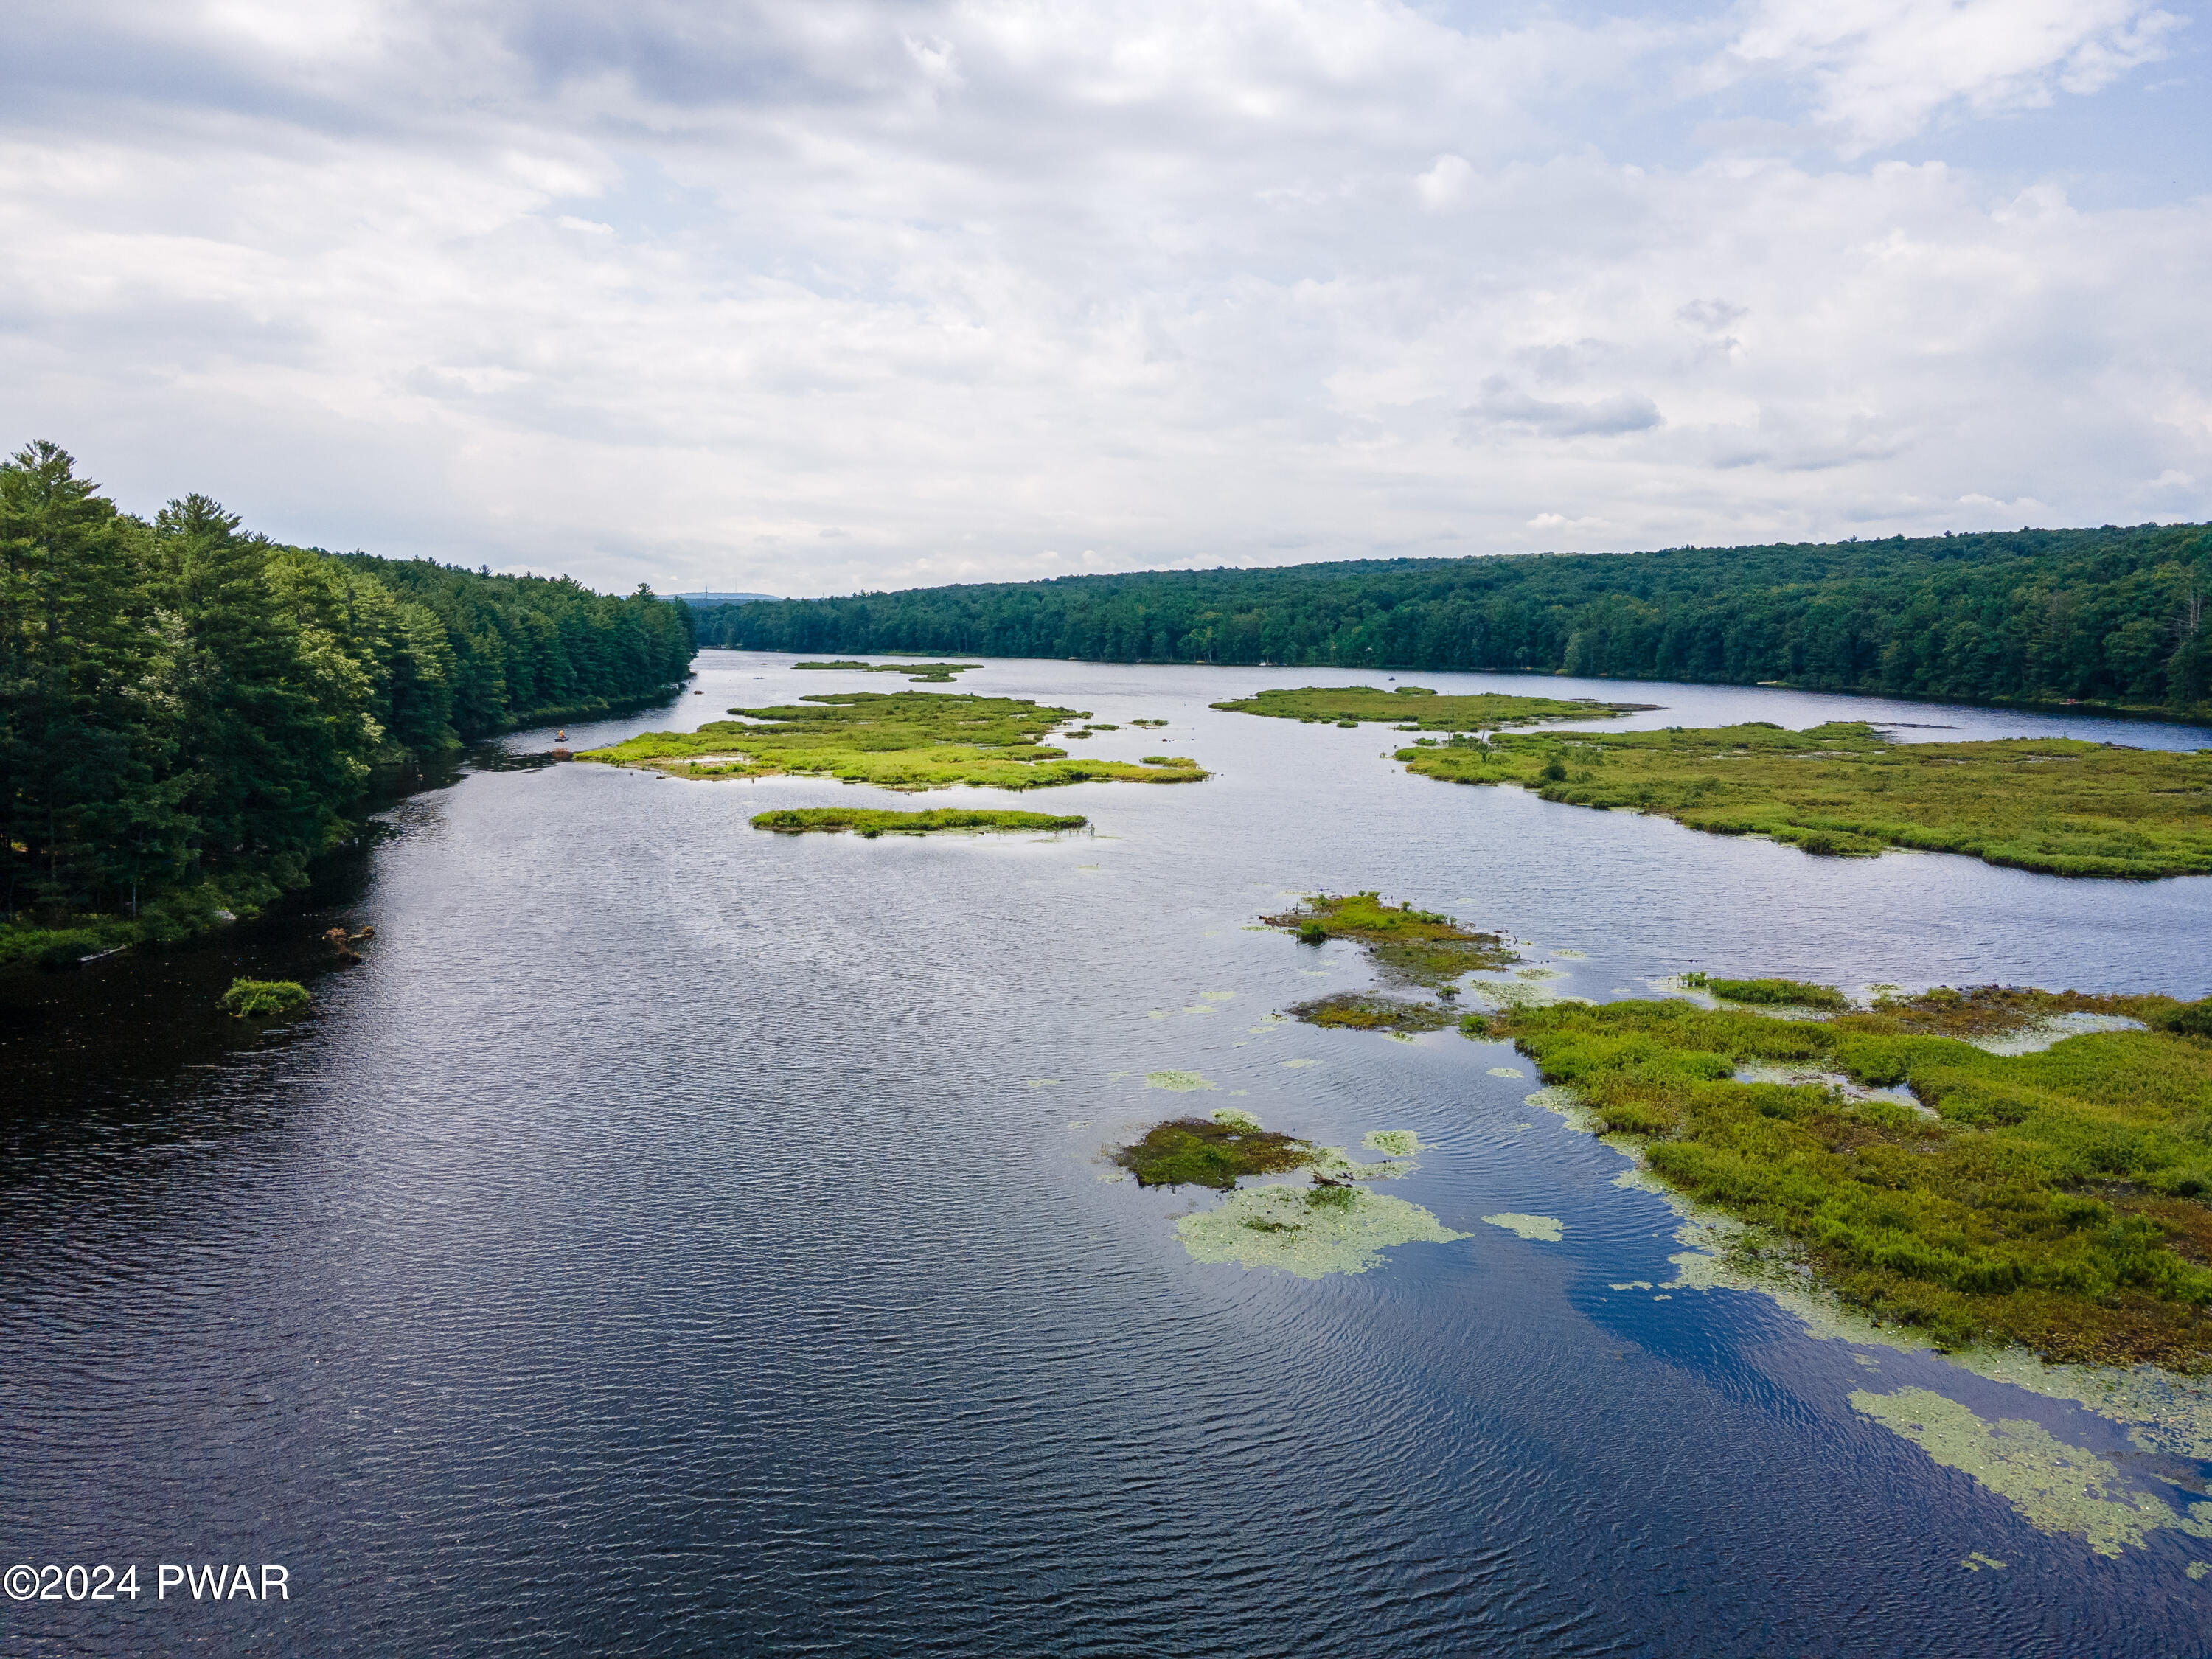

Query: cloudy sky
[[3, 1, 2206, 596]]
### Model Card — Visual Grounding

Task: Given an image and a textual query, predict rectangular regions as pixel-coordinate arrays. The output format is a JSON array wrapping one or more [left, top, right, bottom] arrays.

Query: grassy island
[[577, 691, 1210, 790], [1263, 891, 1518, 989], [751, 807, 1085, 837], [1115, 1114, 1320, 1189], [793, 660, 979, 681], [1284, 991, 1454, 1033], [1213, 685, 1646, 728], [1485, 984, 2212, 1367], [1393, 720, 2212, 879]]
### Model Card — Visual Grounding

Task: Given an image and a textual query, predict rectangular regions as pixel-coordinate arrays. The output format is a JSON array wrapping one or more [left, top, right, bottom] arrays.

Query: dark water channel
[[7, 655, 2212, 1657]]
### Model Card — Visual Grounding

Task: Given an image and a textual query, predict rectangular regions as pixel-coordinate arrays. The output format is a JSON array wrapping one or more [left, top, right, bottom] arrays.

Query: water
[[6, 655, 2212, 1657]]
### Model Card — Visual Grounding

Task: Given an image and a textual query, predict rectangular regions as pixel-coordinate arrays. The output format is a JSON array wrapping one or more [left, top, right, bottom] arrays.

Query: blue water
[[4, 655, 2211, 1656]]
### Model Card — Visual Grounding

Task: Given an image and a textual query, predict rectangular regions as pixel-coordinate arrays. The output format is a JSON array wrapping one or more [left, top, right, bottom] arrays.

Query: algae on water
[[1483, 1213, 1565, 1243], [1176, 1185, 1469, 1279], [1849, 1386, 2212, 1558], [1144, 1070, 1214, 1092]]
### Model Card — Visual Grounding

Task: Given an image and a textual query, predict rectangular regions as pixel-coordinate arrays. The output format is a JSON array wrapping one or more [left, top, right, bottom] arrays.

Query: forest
[[700, 522, 2212, 719], [1, 441, 695, 964]]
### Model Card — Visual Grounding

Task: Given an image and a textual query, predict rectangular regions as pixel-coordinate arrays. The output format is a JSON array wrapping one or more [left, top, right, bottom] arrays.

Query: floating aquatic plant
[[1144, 1071, 1214, 1091], [1175, 1185, 1468, 1279], [1850, 1386, 2212, 1558], [1483, 1213, 1565, 1242]]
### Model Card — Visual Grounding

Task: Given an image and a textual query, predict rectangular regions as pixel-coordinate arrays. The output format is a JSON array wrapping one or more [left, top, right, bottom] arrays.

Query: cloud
[[0, 0, 2202, 596], [1717, 0, 2185, 153], [1467, 378, 1663, 439]]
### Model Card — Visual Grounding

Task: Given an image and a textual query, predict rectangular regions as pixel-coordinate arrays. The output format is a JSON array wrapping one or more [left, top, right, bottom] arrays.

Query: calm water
[[7, 656, 2212, 1657]]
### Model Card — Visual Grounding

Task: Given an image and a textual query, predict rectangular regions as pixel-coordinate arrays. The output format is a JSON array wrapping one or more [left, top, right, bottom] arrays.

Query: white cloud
[[1718, 0, 2185, 153], [0, 0, 2202, 597]]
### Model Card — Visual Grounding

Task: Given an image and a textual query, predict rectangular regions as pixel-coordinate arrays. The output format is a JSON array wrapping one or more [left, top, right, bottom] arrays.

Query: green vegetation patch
[[1213, 685, 1644, 729], [1485, 984, 2212, 1367], [1851, 1386, 2212, 1557], [750, 807, 1085, 838], [1113, 1116, 1320, 1189], [218, 978, 310, 1019], [1264, 891, 1518, 989], [1175, 1184, 1469, 1279], [793, 659, 980, 681], [578, 690, 1209, 791], [1284, 991, 1453, 1032], [1685, 973, 1853, 1010], [1396, 720, 2212, 880]]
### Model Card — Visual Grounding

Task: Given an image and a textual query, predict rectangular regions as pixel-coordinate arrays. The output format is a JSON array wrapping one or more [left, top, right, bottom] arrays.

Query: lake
[[6, 654, 2212, 1656]]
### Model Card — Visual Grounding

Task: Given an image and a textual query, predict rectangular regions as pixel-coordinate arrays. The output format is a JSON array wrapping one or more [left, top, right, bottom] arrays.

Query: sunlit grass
[[1397, 720, 2212, 879], [751, 807, 1085, 837], [578, 690, 1211, 790], [1212, 684, 1641, 728]]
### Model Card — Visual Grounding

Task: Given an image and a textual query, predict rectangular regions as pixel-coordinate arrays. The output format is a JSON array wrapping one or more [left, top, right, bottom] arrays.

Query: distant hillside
[[698, 524, 2212, 719], [675, 591, 779, 607]]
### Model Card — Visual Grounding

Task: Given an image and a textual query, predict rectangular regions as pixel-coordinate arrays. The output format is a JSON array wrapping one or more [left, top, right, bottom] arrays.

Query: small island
[[1212, 684, 1652, 728], [751, 807, 1086, 837], [577, 690, 1211, 790], [793, 660, 981, 682], [1262, 891, 1518, 989], [1392, 720, 2212, 879]]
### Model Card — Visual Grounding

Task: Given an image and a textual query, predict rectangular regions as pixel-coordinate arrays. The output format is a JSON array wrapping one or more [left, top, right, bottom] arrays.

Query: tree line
[[700, 522, 2212, 718], [1, 440, 694, 958]]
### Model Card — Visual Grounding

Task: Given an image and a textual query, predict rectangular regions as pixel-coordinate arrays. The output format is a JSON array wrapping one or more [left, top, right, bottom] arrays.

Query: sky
[[2, 1, 2208, 598]]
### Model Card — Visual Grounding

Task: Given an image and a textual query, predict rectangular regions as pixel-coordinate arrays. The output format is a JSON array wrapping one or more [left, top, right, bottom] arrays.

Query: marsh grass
[[1285, 991, 1453, 1032], [579, 690, 1211, 790], [1489, 987, 2212, 1366], [1397, 720, 2212, 879], [219, 978, 309, 1019], [1700, 975, 1853, 1010], [1262, 891, 1518, 988], [1114, 1117, 1318, 1189], [1212, 685, 1646, 728], [793, 660, 981, 678], [751, 807, 1086, 837]]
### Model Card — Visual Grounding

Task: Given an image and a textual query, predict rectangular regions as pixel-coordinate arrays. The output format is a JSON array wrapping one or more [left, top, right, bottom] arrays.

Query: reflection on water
[[5, 655, 2212, 1657]]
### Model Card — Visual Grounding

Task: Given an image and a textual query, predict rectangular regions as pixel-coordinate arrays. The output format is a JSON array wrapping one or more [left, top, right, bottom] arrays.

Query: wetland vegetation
[[793, 660, 979, 681], [218, 978, 309, 1018], [1262, 891, 1518, 989], [578, 690, 1211, 790], [751, 807, 1086, 837], [1211, 684, 1644, 728], [1113, 1114, 1320, 1189], [1394, 720, 2212, 879], [1484, 983, 2212, 1368], [1284, 990, 1455, 1033]]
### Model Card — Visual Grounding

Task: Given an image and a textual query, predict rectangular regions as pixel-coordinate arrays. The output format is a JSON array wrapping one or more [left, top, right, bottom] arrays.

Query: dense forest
[[1, 440, 694, 964], [702, 523, 2212, 718]]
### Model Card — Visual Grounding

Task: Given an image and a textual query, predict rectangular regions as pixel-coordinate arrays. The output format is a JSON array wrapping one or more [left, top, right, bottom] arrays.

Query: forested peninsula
[[698, 523, 2212, 720], [1, 442, 695, 967]]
